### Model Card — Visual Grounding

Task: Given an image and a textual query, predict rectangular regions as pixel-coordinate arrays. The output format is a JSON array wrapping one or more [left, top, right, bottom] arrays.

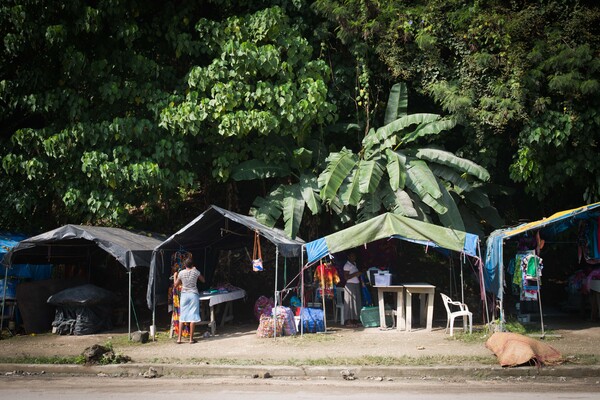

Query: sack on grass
[[256, 314, 283, 338]]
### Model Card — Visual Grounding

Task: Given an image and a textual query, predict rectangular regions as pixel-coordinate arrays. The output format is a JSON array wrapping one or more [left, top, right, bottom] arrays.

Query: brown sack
[[485, 332, 562, 367]]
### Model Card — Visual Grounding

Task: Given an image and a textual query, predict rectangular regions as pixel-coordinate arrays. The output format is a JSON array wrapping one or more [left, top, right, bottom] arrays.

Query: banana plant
[[230, 140, 325, 239], [232, 83, 502, 238], [317, 82, 499, 231]]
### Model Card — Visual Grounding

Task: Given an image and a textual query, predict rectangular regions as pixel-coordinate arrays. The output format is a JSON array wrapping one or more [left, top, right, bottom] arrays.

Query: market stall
[[146, 205, 305, 339], [484, 201, 600, 331], [2, 225, 164, 338], [301, 212, 484, 333]]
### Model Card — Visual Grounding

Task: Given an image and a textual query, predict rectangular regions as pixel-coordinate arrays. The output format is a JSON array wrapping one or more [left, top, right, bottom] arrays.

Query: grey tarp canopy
[[2, 224, 164, 338], [146, 205, 304, 335]]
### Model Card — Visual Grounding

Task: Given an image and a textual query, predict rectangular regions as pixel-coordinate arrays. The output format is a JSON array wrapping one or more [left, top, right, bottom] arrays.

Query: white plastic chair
[[440, 293, 472, 336], [334, 287, 345, 326]]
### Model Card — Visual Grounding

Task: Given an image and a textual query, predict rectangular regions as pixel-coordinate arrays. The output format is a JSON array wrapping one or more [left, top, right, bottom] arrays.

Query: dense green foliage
[[1, 0, 598, 236], [314, 0, 600, 208]]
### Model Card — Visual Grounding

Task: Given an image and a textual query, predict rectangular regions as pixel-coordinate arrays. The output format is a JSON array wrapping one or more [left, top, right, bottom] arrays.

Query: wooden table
[[374, 285, 405, 330], [401, 283, 435, 332], [170, 289, 246, 337], [198, 289, 246, 335]]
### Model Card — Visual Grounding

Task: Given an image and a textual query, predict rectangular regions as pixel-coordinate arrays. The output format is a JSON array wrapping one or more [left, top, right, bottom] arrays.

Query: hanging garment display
[[314, 262, 340, 300], [520, 254, 543, 302], [511, 250, 535, 295]]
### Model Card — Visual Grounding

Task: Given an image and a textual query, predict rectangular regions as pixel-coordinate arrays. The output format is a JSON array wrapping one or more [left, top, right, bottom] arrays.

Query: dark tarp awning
[[3, 224, 165, 271], [2, 225, 165, 337], [146, 205, 305, 309]]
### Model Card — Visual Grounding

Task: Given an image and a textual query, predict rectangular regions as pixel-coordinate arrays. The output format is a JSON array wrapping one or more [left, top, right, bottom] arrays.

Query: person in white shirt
[[343, 251, 362, 327]]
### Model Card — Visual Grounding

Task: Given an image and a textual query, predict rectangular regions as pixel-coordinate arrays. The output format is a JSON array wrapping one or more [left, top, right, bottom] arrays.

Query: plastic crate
[[360, 305, 394, 328], [374, 272, 392, 286]]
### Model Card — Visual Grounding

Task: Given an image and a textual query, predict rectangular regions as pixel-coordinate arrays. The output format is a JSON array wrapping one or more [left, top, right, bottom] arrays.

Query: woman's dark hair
[[183, 256, 194, 269]]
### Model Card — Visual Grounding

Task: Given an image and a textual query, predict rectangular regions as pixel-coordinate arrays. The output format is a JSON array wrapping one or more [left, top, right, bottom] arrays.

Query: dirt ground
[[1, 314, 599, 365]]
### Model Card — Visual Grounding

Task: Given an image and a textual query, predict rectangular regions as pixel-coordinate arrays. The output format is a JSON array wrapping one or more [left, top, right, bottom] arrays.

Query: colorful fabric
[[273, 306, 297, 336], [314, 263, 340, 299], [256, 314, 283, 338], [253, 295, 274, 321], [519, 254, 543, 302]]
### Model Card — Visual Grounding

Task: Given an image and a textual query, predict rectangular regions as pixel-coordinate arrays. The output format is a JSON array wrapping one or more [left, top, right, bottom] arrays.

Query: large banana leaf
[[362, 128, 387, 160], [464, 187, 492, 208], [250, 186, 284, 227], [318, 148, 358, 202], [429, 163, 473, 193], [292, 148, 313, 170], [405, 159, 443, 200], [282, 184, 305, 239], [340, 164, 362, 206], [400, 118, 457, 145], [435, 183, 465, 230], [380, 182, 418, 217], [231, 159, 291, 181], [416, 148, 490, 181], [458, 204, 485, 238], [372, 113, 441, 147], [358, 160, 384, 194], [407, 191, 434, 223], [404, 159, 447, 214], [357, 190, 382, 222], [385, 149, 407, 191], [299, 174, 321, 215], [384, 83, 408, 125]]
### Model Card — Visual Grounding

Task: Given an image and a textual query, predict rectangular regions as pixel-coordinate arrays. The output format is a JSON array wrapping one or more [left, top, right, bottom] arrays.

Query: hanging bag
[[252, 230, 263, 272]]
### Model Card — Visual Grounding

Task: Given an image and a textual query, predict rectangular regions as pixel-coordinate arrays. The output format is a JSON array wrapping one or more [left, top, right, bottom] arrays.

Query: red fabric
[[314, 263, 340, 299]]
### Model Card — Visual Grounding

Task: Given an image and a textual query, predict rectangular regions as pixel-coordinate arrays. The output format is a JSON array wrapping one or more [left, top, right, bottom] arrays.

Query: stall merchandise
[[302, 212, 484, 333], [2, 226, 163, 338], [484, 201, 600, 329], [147, 205, 305, 339]]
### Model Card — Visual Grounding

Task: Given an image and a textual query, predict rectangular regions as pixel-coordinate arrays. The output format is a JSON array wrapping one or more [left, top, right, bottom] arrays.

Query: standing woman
[[174, 256, 205, 344], [343, 251, 362, 327]]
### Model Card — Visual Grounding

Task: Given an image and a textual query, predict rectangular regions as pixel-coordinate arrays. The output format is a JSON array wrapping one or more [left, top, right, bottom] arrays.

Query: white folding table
[[401, 283, 435, 332]]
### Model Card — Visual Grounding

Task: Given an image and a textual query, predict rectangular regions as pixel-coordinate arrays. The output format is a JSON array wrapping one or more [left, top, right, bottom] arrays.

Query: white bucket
[[149, 325, 156, 337]]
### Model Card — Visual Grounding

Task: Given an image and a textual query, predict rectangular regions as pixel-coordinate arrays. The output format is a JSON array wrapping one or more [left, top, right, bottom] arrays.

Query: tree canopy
[[1, 0, 598, 237]]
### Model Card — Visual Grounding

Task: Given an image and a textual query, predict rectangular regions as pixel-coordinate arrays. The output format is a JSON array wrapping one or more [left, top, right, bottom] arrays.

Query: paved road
[[1, 376, 598, 399]]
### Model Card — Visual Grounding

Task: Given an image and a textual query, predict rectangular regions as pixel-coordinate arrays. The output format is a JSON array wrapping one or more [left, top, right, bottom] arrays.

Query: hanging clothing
[[511, 251, 535, 294], [314, 262, 340, 300], [519, 254, 543, 302]]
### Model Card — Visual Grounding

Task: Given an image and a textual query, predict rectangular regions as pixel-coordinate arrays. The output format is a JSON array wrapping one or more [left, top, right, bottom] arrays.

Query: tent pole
[[499, 239, 505, 331], [1, 264, 8, 333], [151, 254, 156, 341], [300, 246, 304, 336], [128, 269, 132, 340], [460, 255, 465, 304], [477, 241, 490, 327], [273, 245, 279, 338]]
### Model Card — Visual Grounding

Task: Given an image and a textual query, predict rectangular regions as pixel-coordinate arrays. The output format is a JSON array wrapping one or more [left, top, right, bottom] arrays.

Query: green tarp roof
[[305, 213, 479, 263]]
